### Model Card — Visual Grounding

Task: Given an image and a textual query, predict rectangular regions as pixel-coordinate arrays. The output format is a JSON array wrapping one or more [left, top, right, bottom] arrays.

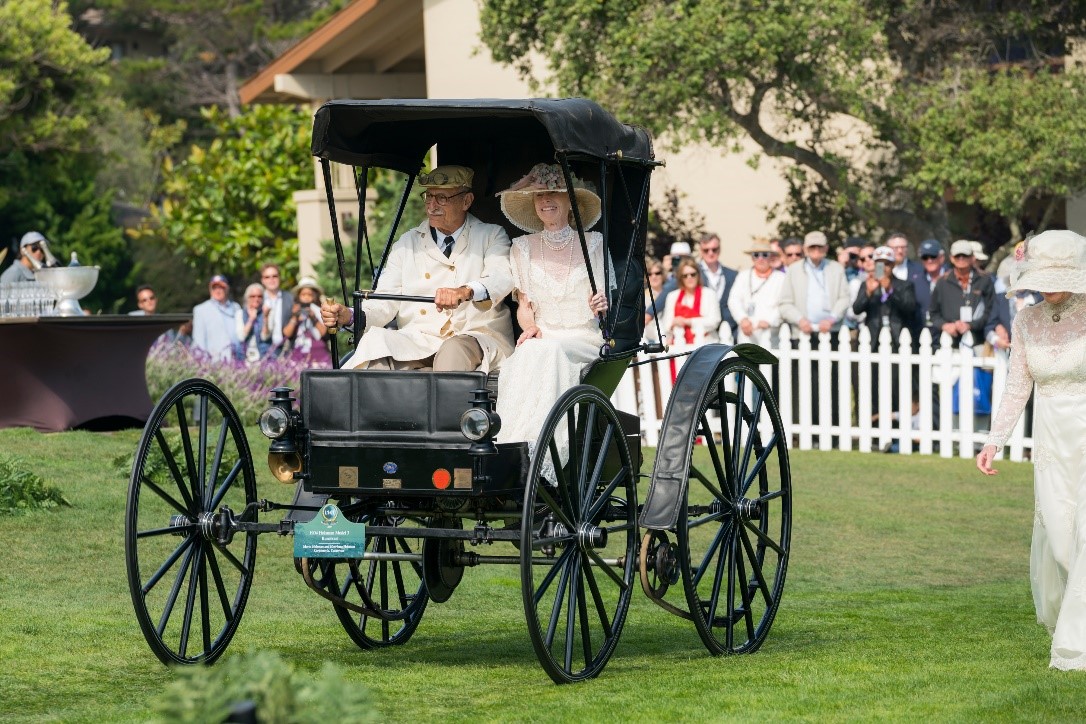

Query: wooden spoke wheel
[[125, 378, 257, 665], [327, 506, 429, 649], [678, 357, 791, 655], [521, 385, 638, 684]]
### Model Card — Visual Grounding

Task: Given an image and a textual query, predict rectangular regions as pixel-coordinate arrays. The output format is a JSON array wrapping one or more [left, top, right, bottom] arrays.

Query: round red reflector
[[432, 468, 452, 490]]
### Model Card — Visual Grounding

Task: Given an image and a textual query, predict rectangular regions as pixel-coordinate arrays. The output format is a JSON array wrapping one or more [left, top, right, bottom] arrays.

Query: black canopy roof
[[311, 98, 655, 171]]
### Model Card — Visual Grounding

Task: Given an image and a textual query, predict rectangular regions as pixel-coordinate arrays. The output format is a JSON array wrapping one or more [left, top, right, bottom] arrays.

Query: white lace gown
[[986, 293, 1086, 670], [496, 231, 606, 450]]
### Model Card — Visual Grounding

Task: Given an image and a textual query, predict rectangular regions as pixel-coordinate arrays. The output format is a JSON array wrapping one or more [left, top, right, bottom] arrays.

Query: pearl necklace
[[541, 225, 574, 250]]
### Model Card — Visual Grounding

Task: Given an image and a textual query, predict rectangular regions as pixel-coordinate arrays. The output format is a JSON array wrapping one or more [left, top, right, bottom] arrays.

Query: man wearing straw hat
[[321, 165, 514, 372]]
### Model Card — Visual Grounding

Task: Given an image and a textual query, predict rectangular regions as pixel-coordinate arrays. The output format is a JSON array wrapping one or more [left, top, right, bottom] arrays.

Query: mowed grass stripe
[[1, 428, 1083, 721]]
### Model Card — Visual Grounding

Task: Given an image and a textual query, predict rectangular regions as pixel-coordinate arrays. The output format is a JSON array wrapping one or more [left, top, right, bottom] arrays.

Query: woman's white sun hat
[[498, 163, 602, 233], [1008, 229, 1086, 295]]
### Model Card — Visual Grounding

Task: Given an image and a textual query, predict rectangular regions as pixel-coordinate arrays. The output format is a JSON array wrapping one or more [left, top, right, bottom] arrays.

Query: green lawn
[[1, 426, 1083, 722]]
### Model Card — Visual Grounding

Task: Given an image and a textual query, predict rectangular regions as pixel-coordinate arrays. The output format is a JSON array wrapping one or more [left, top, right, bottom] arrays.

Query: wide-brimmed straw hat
[[498, 163, 602, 233], [744, 239, 775, 255], [292, 275, 324, 297], [1007, 229, 1086, 295]]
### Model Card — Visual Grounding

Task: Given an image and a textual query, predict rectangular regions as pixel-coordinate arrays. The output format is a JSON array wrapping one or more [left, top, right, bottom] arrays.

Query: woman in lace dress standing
[[976, 229, 1086, 670], [494, 163, 610, 447]]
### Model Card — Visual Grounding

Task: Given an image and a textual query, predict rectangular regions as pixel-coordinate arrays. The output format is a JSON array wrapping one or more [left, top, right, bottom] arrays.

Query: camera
[[874, 261, 886, 277]]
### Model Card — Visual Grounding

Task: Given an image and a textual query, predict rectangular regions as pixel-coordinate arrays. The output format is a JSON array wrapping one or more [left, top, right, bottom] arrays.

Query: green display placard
[[293, 503, 366, 558]]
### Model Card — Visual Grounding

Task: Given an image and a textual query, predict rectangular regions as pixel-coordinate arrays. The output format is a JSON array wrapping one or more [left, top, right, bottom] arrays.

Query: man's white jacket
[[343, 214, 515, 371]]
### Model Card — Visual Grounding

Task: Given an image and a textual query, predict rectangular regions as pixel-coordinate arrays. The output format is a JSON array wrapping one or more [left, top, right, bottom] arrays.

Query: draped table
[[0, 314, 190, 432]]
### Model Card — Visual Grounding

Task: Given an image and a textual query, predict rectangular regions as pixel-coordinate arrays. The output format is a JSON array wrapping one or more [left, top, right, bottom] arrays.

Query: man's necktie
[[443, 236, 454, 257]]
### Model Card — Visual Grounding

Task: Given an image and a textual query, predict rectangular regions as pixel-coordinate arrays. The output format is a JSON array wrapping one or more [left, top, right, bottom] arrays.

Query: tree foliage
[[0, 0, 112, 156], [0, 0, 140, 311], [72, 0, 346, 117], [479, 0, 1086, 243], [903, 67, 1086, 243], [134, 104, 312, 286], [646, 186, 705, 260]]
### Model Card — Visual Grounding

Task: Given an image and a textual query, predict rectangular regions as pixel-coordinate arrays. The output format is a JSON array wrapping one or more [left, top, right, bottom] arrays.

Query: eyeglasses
[[952, 254, 972, 259], [889, 245, 908, 251], [681, 272, 699, 279], [262, 272, 279, 279], [648, 270, 664, 276], [419, 190, 470, 206], [701, 245, 720, 254], [858, 254, 873, 260], [920, 255, 940, 261], [247, 293, 264, 298], [750, 252, 774, 259], [27, 244, 42, 253], [784, 251, 804, 258], [138, 295, 156, 303]]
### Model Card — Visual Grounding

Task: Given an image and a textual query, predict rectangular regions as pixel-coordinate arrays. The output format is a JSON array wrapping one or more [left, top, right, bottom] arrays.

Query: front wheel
[[521, 385, 638, 683], [124, 378, 258, 665]]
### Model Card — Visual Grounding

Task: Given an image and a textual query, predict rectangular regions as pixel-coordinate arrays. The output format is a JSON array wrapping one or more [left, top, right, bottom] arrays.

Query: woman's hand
[[588, 292, 608, 315], [975, 445, 999, 476], [517, 325, 541, 346]]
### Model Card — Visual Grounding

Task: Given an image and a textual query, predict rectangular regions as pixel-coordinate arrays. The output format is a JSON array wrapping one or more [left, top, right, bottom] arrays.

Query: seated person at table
[[321, 165, 514, 372]]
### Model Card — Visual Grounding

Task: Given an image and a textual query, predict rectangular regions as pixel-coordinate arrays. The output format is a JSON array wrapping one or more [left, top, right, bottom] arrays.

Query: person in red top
[[660, 257, 722, 347]]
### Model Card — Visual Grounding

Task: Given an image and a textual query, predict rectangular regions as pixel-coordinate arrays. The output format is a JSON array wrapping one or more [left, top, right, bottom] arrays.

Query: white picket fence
[[610, 324, 1034, 460]]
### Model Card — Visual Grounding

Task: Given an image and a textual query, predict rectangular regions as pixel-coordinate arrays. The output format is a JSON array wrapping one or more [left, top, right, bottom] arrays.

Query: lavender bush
[[146, 341, 331, 424]]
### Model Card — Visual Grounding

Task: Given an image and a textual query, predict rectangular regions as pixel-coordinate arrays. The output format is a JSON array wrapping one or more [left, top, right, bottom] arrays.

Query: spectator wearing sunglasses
[[779, 237, 804, 269], [846, 242, 877, 331], [929, 240, 995, 349], [779, 231, 850, 339], [660, 257, 722, 345], [258, 262, 293, 356], [912, 238, 949, 347], [1, 231, 50, 283], [128, 285, 158, 315], [643, 257, 667, 340], [728, 239, 784, 348], [696, 232, 738, 341]]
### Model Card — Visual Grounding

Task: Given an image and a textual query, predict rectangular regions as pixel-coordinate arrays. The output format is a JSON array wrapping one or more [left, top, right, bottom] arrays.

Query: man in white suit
[[321, 165, 515, 371]]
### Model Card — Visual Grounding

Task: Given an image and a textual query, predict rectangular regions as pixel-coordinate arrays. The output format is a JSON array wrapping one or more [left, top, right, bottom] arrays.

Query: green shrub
[[0, 455, 70, 516], [154, 650, 376, 723]]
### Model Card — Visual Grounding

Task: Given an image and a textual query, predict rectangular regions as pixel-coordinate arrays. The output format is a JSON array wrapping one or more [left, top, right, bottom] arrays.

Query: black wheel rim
[[124, 378, 257, 665], [328, 506, 428, 649], [678, 359, 791, 655], [521, 385, 637, 684]]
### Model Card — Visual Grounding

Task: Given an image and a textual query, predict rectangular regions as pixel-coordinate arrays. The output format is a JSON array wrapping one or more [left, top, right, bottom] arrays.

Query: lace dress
[[496, 230, 607, 458], [985, 293, 1086, 670]]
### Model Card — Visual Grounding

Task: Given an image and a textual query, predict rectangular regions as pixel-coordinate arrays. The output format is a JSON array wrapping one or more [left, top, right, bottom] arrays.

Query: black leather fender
[[638, 343, 776, 530]]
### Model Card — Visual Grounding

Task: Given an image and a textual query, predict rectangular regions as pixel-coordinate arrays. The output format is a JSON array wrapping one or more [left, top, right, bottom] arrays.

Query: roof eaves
[[239, 0, 380, 105]]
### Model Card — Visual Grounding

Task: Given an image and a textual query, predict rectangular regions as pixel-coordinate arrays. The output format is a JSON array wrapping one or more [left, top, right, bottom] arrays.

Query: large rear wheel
[[327, 506, 429, 649], [677, 357, 791, 655]]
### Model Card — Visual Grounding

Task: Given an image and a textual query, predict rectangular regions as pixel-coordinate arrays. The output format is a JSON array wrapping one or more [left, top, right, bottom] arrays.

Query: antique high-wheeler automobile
[[125, 98, 792, 683]]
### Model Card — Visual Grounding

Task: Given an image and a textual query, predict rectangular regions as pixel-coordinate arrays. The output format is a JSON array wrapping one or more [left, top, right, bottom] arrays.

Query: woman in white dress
[[976, 229, 1086, 671], [494, 163, 610, 449]]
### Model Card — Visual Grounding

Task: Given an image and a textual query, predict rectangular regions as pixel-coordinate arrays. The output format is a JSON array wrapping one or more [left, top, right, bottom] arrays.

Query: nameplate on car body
[[293, 503, 366, 558]]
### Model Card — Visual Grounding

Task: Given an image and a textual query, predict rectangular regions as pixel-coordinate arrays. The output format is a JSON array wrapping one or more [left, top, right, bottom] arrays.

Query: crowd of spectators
[[130, 262, 333, 368], [644, 229, 1037, 357]]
